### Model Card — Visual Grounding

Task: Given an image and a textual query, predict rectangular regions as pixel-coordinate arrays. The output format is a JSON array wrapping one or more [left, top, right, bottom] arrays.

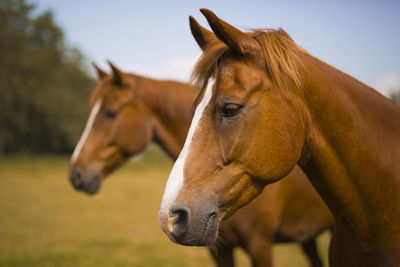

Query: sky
[[33, 0, 400, 96]]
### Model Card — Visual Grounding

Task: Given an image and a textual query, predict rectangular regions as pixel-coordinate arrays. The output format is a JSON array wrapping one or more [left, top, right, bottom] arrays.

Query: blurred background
[[0, 0, 399, 266]]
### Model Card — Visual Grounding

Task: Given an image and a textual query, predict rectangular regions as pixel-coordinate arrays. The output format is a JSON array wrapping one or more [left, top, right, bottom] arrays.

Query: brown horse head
[[159, 10, 307, 246], [68, 62, 153, 194]]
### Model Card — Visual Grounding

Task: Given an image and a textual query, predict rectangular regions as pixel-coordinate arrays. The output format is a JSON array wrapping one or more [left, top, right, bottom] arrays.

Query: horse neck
[[298, 54, 400, 243], [135, 76, 196, 160]]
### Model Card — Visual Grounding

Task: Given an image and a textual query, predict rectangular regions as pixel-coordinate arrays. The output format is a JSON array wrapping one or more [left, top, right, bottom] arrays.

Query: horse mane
[[191, 28, 305, 92]]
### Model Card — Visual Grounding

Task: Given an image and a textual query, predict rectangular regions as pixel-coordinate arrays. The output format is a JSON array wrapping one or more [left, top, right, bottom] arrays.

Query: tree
[[0, 0, 95, 155]]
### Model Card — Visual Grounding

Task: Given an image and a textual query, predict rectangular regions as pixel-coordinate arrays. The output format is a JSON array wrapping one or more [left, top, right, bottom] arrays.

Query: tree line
[[0, 0, 95, 155]]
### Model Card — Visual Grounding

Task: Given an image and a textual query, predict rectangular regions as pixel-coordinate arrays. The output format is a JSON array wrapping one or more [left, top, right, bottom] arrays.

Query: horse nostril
[[170, 205, 190, 242], [69, 169, 82, 188]]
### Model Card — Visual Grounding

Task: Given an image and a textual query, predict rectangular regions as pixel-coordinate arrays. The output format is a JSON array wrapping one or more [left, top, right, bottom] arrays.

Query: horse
[[69, 62, 333, 266], [158, 9, 400, 267], [68, 62, 195, 194]]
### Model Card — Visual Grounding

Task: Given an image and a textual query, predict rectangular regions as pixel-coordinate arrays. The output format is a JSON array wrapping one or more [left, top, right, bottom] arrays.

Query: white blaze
[[159, 79, 214, 217], [71, 100, 102, 163]]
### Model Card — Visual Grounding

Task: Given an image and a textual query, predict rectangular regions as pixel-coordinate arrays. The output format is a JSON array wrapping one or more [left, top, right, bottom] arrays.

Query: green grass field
[[0, 146, 330, 266]]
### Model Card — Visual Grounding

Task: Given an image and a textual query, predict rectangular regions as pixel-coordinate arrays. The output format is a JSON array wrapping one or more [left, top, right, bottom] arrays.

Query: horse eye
[[104, 110, 118, 119], [222, 103, 242, 117]]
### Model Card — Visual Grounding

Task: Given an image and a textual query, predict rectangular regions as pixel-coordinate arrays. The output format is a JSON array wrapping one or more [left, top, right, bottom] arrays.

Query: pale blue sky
[[33, 0, 400, 96]]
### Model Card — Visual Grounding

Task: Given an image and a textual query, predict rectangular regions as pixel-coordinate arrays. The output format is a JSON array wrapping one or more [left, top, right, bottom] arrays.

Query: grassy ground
[[0, 146, 330, 266]]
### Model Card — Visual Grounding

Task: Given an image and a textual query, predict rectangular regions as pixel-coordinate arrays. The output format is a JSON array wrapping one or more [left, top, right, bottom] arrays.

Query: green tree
[[0, 0, 95, 155]]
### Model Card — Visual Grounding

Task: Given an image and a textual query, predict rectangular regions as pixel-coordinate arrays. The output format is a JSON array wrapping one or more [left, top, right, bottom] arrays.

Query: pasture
[[0, 146, 329, 266]]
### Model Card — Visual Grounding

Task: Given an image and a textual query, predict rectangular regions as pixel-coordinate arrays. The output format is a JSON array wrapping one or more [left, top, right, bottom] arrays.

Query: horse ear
[[189, 16, 217, 51], [107, 60, 124, 87], [92, 63, 108, 80], [200, 8, 261, 56]]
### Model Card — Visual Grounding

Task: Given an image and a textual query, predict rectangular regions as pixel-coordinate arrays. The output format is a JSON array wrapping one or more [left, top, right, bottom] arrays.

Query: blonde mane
[[191, 28, 305, 91]]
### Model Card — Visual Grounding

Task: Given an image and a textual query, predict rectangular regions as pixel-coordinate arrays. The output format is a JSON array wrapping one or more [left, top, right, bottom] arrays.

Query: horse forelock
[[88, 74, 137, 109], [89, 75, 117, 109], [191, 28, 305, 93]]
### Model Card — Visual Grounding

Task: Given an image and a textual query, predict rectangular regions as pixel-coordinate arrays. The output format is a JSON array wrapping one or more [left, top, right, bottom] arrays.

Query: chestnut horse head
[[69, 62, 196, 195], [68, 62, 154, 194], [159, 10, 308, 245]]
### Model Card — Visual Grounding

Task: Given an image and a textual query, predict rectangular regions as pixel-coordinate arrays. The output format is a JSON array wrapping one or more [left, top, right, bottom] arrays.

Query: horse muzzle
[[68, 166, 101, 195], [159, 201, 220, 246]]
